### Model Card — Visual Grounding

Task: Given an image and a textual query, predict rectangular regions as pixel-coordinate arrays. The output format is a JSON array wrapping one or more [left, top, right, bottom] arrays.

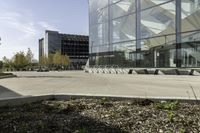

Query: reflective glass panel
[[111, 0, 135, 19]]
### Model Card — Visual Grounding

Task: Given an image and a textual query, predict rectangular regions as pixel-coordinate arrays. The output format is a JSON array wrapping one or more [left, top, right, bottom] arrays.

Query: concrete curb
[[0, 94, 199, 107], [0, 95, 53, 106], [0, 75, 17, 79], [54, 94, 200, 104]]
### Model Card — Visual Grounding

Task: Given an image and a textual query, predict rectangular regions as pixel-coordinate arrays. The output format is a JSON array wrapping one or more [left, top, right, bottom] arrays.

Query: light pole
[[91, 41, 94, 55], [90, 41, 94, 66]]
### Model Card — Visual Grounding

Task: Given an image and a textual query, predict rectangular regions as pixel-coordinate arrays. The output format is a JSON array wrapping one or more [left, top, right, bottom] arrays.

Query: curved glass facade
[[89, 0, 200, 68]]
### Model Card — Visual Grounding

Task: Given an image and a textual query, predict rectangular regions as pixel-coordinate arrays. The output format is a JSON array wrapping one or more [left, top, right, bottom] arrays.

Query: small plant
[[69, 96, 76, 101], [99, 98, 113, 107], [53, 102, 65, 109], [78, 127, 88, 133], [155, 101, 179, 110], [168, 111, 174, 123], [179, 128, 186, 133], [99, 98, 108, 105]]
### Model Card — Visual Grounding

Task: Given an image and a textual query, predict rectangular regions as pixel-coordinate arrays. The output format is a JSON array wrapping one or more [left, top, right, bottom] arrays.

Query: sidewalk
[[0, 71, 199, 100]]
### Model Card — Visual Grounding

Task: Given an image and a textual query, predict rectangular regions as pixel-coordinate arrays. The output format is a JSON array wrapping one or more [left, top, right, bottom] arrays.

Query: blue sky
[[0, 0, 89, 60]]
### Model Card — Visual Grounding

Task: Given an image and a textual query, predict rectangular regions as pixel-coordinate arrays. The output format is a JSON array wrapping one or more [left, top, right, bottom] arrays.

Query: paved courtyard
[[0, 71, 200, 100]]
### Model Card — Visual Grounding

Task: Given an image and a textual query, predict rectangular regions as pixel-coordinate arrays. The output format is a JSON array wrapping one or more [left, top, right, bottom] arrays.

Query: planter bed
[[0, 73, 16, 79], [0, 98, 199, 133]]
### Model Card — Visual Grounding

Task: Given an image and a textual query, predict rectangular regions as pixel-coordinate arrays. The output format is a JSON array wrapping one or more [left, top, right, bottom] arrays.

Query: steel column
[[135, 0, 141, 67], [176, 0, 182, 68], [108, 0, 112, 66]]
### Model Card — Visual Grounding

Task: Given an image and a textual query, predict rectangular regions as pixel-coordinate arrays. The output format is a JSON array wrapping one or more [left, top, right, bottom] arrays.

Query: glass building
[[89, 0, 200, 68]]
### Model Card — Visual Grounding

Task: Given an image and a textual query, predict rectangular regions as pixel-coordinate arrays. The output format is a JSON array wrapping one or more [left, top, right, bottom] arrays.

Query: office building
[[39, 30, 89, 69], [39, 38, 44, 63], [89, 0, 200, 68]]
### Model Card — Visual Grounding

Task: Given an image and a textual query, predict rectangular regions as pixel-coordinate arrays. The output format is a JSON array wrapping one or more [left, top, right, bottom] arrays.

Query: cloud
[[38, 21, 58, 31], [0, 11, 37, 36], [0, 6, 59, 60], [0, 7, 59, 36]]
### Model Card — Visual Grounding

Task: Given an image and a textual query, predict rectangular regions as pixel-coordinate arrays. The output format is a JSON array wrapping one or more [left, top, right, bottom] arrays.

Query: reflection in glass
[[89, 0, 200, 68]]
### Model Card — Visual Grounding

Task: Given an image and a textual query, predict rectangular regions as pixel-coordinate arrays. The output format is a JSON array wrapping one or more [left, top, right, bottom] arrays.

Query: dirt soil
[[0, 98, 199, 133]]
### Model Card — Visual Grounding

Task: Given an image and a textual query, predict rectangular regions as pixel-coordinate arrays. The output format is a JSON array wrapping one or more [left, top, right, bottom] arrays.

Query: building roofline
[[45, 30, 88, 37], [61, 33, 88, 37]]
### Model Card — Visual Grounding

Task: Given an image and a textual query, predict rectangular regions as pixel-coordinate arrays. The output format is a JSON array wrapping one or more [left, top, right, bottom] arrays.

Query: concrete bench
[[177, 69, 191, 75], [190, 69, 200, 76], [147, 69, 157, 75], [135, 69, 149, 74], [160, 69, 179, 75], [154, 69, 165, 75]]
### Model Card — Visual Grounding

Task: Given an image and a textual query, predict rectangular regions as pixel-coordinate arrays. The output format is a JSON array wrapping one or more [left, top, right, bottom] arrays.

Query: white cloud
[[0, 12, 37, 35], [0, 8, 59, 60], [38, 21, 58, 31]]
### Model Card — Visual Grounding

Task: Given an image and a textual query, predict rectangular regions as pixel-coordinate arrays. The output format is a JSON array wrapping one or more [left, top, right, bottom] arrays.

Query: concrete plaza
[[0, 71, 200, 100]]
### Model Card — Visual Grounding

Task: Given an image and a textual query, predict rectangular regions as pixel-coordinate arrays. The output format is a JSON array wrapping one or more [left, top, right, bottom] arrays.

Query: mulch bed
[[0, 98, 199, 133]]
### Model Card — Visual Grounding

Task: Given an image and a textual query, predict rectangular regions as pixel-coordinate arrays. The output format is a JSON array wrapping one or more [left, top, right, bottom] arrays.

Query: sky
[[0, 0, 89, 60]]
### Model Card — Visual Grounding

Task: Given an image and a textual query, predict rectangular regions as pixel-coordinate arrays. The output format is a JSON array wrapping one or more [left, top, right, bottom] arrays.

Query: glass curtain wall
[[89, 0, 200, 68], [181, 0, 200, 67], [140, 0, 176, 68], [111, 0, 136, 67], [89, 0, 109, 66], [89, 0, 136, 67]]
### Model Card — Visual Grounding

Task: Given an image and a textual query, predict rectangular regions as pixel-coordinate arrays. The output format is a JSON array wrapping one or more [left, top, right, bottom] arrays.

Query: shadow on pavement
[[17, 76, 73, 78], [0, 102, 127, 133], [0, 85, 21, 99]]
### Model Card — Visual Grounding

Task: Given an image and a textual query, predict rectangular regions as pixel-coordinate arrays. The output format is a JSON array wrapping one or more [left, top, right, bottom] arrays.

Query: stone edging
[[0, 94, 199, 107], [0, 75, 17, 79]]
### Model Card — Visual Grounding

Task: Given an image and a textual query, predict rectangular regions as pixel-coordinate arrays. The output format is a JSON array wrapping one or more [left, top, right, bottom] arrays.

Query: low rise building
[[39, 30, 89, 70]]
